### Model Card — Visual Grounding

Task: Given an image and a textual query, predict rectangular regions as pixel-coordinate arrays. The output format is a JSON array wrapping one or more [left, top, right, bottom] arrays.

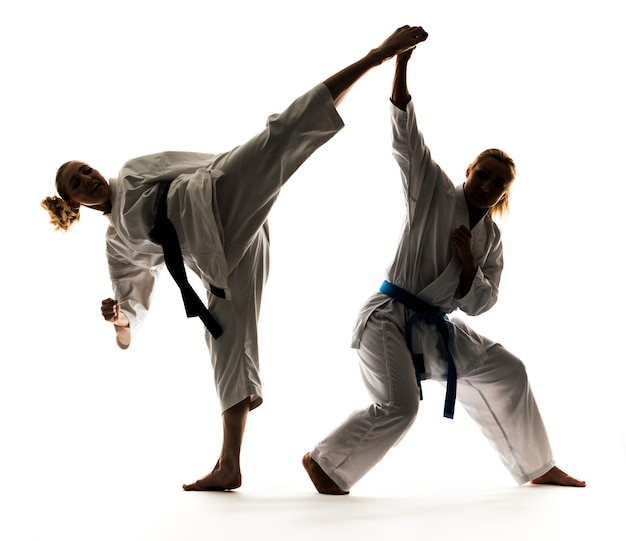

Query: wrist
[[115, 326, 130, 349], [114, 312, 130, 328]]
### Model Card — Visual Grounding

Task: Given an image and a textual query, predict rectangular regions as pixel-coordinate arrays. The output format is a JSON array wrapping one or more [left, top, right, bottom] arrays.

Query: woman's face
[[58, 161, 111, 208], [464, 157, 513, 209]]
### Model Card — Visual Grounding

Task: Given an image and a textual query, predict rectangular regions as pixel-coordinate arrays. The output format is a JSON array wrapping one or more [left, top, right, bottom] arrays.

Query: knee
[[385, 393, 420, 431], [497, 354, 531, 404], [507, 355, 529, 384], [489, 345, 529, 384]]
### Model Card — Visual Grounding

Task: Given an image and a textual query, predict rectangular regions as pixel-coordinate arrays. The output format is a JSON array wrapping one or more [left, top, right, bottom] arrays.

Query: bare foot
[[302, 453, 349, 495], [374, 25, 429, 63], [182, 464, 242, 491], [531, 466, 586, 487]]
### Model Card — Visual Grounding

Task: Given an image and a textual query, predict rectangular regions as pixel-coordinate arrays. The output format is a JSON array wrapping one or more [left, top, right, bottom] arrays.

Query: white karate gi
[[311, 100, 554, 490], [105, 83, 344, 412]]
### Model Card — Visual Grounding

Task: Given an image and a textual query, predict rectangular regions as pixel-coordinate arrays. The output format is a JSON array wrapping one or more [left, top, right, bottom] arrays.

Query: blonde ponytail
[[41, 161, 81, 231], [41, 195, 80, 231]]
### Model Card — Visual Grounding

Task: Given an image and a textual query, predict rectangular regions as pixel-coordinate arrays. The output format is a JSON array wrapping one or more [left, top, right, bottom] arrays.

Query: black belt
[[150, 183, 224, 339], [379, 280, 457, 419]]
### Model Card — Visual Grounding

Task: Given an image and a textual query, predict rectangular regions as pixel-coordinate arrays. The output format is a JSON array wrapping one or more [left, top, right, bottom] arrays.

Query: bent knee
[[506, 355, 528, 383], [385, 395, 420, 428], [489, 345, 529, 382]]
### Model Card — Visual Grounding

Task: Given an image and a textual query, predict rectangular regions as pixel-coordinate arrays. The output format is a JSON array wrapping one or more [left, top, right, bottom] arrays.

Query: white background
[[1, 1, 624, 539]]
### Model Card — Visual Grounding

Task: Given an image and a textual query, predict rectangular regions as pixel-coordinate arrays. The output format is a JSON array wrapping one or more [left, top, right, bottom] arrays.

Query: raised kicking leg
[[183, 397, 250, 491], [185, 26, 429, 494]]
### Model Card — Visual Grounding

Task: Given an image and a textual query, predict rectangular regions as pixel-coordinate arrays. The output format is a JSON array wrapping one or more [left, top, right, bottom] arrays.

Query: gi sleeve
[[106, 228, 163, 348], [390, 100, 454, 227], [456, 225, 504, 316]]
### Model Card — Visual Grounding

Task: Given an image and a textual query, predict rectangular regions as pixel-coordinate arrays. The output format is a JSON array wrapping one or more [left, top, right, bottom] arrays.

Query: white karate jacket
[[352, 101, 505, 378], [105, 152, 228, 343]]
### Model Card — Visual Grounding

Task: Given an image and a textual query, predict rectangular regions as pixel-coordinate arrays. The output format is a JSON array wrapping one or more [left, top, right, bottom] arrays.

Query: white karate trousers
[[204, 83, 344, 413], [311, 303, 556, 490]]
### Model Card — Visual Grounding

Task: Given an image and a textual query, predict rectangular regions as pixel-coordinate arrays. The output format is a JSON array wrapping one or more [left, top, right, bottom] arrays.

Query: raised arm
[[391, 47, 415, 110], [389, 42, 446, 212]]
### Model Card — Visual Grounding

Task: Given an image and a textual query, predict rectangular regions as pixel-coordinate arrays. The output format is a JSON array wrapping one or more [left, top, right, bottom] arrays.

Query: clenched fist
[[101, 298, 129, 327]]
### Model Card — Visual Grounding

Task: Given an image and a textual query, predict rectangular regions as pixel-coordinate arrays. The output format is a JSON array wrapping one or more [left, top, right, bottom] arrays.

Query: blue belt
[[379, 280, 457, 419]]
